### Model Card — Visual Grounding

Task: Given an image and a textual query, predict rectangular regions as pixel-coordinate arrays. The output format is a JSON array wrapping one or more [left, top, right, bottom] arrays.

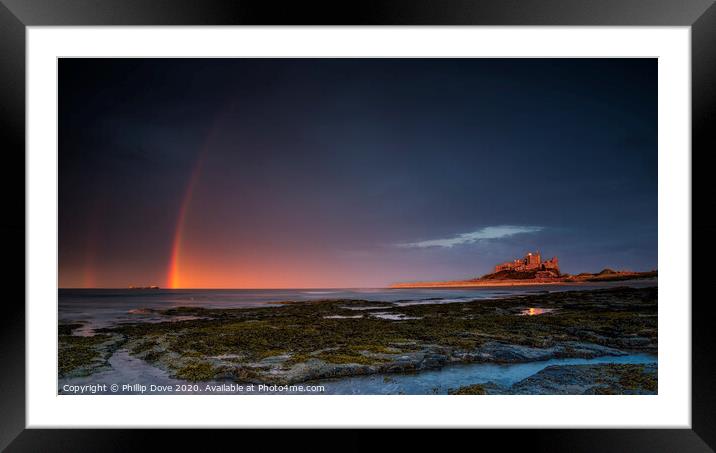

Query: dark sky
[[59, 58, 657, 288]]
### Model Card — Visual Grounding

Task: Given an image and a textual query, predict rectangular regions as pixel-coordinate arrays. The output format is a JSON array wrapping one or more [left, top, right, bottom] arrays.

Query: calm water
[[317, 353, 657, 395], [59, 280, 657, 332]]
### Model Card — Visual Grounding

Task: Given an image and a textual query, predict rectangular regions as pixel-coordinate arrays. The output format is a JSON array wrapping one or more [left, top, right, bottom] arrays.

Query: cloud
[[397, 225, 544, 248]]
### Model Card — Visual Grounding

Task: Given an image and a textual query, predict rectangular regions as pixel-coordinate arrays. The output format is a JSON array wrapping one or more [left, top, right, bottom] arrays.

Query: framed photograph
[[3, 0, 713, 450]]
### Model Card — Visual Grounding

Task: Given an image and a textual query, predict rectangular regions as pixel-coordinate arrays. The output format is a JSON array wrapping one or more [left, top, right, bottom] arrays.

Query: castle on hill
[[494, 251, 559, 273]]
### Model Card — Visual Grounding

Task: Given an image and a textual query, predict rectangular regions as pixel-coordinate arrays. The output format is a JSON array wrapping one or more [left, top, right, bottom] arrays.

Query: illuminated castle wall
[[494, 252, 559, 273]]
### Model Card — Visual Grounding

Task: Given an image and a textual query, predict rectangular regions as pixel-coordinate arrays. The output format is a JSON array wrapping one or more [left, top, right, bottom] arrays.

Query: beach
[[389, 272, 658, 289], [59, 283, 657, 395]]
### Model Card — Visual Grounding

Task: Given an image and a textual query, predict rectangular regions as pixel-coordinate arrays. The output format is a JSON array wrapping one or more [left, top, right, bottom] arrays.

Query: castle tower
[[525, 251, 541, 269]]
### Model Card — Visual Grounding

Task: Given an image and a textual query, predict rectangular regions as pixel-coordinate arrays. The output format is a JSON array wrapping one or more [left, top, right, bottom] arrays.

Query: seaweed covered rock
[[469, 363, 657, 395]]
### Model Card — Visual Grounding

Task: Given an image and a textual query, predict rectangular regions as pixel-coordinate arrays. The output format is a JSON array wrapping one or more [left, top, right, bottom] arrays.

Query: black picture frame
[[1, 0, 712, 451]]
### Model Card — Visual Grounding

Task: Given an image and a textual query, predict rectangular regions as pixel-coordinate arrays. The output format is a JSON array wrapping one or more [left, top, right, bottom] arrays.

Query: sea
[[59, 280, 658, 334]]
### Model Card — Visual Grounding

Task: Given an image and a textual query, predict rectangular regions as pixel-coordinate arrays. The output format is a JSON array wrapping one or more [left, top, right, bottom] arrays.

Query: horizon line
[[58, 286, 395, 290]]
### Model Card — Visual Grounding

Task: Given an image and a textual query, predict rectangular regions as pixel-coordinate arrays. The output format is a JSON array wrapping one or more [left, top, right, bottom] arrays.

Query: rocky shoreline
[[59, 286, 657, 392], [448, 363, 658, 395]]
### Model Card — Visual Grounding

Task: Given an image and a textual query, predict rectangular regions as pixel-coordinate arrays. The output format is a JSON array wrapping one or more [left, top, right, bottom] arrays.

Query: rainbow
[[166, 125, 220, 289], [166, 155, 205, 289], [82, 221, 98, 288], [167, 104, 237, 289], [82, 201, 101, 288]]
